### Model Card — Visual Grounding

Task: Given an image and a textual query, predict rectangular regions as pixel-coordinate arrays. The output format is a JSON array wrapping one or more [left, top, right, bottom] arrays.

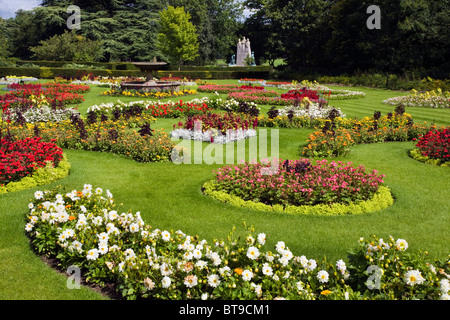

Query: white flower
[[247, 246, 260, 260], [184, 275, 198, 288], [87, 248, 99, 261], [219, 266, 231, 277], [108, 210, 118, 220], [317, 270, 329, 283], [193, 249, 202, 260], [336, 259, 347, 273], [161, 230, 171, 242], [144, 277, 155, 290], [28, 203, 34, 209], [440, 293, 450, 300], [440, 279, 450, 294], [257, 233, 266, 245], [161, 276, 171, 288], [275, 241, 286, 254], [160, 262, 172, 276], [242, 269, 253, 281], [129, 223, 139, 233], [95, 187, 103, 195], [207, 274, 220, 288], [404, 270, 425, 286], [195, 260, 207, 269], [262, 263, 273, 276], [253, 284, 262, 297], [395, 239, 408, 251], [306, 259, 317, 271], [34, 191, 44, 199], [98, 244, 108, 255], [25, 223, 34, 232]]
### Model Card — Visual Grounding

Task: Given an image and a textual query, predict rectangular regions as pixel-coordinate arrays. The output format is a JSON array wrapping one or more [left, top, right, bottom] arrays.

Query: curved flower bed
[[0, 153, 70, 195], [198, 84, 267, 94], [101, 89, 197, 99], [0, 137, 63, 185], [210, 158, 387, 208], [203, 180, 393, 215], [25, 184, 449, 300], [410, 127, 450, 166], [383, 89, 450, 108]]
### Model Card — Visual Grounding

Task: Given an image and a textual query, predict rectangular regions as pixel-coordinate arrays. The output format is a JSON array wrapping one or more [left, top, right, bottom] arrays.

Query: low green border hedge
[[0, 154, 70, 195], [202, 180, 394, 216], [409, 149, 449, 167]]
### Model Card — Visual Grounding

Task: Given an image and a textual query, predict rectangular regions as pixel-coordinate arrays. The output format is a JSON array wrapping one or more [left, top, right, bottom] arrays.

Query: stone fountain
[[120, 58, 180, 93]]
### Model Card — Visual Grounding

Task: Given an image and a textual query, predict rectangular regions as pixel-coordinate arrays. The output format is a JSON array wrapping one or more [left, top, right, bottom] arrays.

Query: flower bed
[[87, 99, 213, 119], [383, 89, 450, 108], [3, 117, 174, 163], [0, 137, 63, 185], [198, 84, 267, 94], [24, 184, 450, 300], [301, 110, 439, 157], [170, 113, 258, 143], [211, 158, 387, 207], [411, 127, 450, 166], [0, 153, 70, 195], [101, 88, 197, 99]]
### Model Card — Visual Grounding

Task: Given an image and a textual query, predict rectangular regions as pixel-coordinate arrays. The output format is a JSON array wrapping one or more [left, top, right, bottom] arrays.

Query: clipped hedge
[[409, 149, 450, 167], [0, 66, 144, 79], [202, 180, 394, 216], [155, 70, 272, 80], [0, 154, 70, 195]]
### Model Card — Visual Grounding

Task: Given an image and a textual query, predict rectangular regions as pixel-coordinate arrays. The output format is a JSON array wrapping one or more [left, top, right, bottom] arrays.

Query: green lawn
[[0, 79, 449, 299]]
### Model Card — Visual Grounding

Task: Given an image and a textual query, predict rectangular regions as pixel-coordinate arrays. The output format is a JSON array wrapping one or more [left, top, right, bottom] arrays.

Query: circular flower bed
[[0, 137, 63, 185], [207, 158, 392, 214], [24, 184, 449, 300], [410, 127, 450, 166]]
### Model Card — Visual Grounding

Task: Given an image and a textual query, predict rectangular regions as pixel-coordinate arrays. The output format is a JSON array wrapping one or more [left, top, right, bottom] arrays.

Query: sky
[[0, 0, 41, 19]]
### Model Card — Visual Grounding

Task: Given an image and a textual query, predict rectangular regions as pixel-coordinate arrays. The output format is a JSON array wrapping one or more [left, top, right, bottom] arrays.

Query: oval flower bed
[[410, 127, 450, 166], [25, 184, 449, 300], [204, 158, 393, 215]]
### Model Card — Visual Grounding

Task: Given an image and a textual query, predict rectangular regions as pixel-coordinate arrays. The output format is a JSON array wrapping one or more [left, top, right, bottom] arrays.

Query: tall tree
[[157, 6, 199, 70]]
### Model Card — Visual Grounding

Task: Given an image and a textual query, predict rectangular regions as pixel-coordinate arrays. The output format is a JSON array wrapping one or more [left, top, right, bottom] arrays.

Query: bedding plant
[[410, 127, 450, 166]]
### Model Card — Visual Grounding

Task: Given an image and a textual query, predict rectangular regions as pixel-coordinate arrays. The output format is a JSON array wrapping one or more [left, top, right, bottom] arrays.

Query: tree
[[157, 6, 199, 70], [30, 29, 104, 61]]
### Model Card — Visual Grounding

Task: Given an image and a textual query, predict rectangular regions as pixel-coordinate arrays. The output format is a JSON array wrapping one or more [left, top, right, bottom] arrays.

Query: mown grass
[[0, 79, 449, 300]]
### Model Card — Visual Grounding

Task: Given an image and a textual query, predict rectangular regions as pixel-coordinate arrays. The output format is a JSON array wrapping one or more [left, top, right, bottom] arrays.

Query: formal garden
[[0, 73, 449, 301], [0, 0, 449, 304]]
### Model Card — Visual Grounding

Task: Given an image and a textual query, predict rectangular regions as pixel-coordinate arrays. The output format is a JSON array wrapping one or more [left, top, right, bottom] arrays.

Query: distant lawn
[[0, 78, 449, 299]]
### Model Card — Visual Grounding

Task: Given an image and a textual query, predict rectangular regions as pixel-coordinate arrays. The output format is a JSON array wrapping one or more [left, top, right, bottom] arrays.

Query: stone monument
[[236, 37, 252, 66]]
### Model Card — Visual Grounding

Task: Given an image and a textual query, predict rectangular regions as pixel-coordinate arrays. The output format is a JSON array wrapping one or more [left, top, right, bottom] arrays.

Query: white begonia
[[160, 263, 172, 276], [336, 259, 347, 273], [129, 223, 139, 233], [184, 275, 198, 288], [193, 249, 202, 260]]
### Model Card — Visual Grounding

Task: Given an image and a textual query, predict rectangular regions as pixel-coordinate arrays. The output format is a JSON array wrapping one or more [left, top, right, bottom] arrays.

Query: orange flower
[[234, 268, 243, 275], [69, 216, 76, 221]]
